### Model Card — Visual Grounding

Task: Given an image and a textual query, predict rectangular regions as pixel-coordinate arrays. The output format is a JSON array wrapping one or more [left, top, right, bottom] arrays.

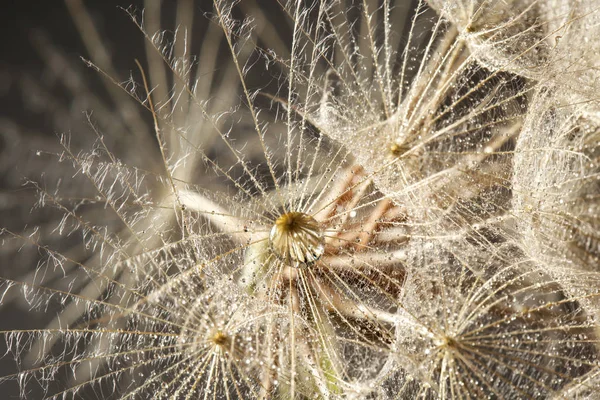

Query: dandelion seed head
[[3, 0, 600, 398]]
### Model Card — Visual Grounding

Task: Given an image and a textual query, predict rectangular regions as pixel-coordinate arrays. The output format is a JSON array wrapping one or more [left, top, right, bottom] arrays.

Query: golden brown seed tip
[[211, 331, 229, 347], [389, 143, 406, 156]]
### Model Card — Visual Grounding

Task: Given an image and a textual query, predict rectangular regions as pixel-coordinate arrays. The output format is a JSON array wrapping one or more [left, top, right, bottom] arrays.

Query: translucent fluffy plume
[[427, 0, 600, 102], [277, 0, 530, 244], [512, 87, 600, 274], [382, 239, 600, 398]]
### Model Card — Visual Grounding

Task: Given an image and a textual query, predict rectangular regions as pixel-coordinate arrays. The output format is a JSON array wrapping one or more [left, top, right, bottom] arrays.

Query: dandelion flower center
[[269, 212, 324, 267]]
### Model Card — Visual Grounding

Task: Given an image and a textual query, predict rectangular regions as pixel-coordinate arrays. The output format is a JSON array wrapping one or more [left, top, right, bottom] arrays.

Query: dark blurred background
[[1, 1, 146, 132], [0, 2, 147, 398]]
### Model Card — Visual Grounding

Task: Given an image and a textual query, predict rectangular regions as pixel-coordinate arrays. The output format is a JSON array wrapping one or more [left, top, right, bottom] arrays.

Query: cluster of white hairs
[[1, 0, 600, 398]]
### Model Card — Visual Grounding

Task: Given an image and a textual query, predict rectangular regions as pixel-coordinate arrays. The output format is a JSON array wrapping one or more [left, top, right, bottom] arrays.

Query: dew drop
[[269, 212, 324, 267]]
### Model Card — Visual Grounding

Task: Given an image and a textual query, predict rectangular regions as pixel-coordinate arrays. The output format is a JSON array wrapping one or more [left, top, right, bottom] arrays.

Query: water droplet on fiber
[[269, 212, 324, 267]]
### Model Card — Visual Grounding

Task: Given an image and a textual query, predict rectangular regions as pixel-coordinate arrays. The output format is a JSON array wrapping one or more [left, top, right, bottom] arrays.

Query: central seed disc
[[269, 212, 325, 267]]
